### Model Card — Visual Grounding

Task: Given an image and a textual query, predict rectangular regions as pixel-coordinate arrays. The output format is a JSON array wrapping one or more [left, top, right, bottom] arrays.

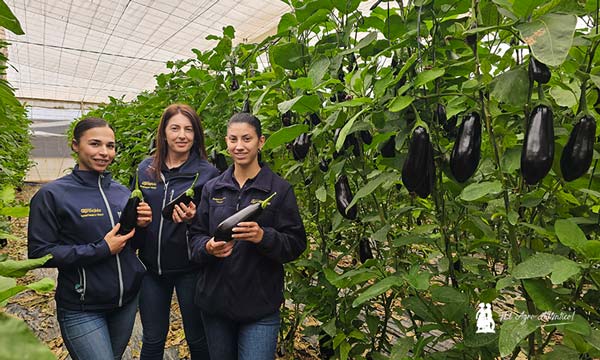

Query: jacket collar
[[214, 164, 273, 193], [71, 165, 113, 187]]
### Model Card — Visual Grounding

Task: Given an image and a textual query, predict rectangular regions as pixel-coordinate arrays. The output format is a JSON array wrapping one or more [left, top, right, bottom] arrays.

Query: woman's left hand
[[136, 201, 152, 228], [232, 221, 264, 244], [173, 201, 196, 223]]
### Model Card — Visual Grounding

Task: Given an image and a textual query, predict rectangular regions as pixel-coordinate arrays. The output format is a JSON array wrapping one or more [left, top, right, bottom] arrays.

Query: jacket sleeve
[[256, 186, 307, 264], [189, 185, 216, 265], [27, 189, 111, 268]]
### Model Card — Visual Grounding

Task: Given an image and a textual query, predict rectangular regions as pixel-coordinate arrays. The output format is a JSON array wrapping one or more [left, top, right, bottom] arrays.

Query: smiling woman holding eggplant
[[189, 112, 307, 360], [134, 103, 219, 360], [27, 117, 152, 360]]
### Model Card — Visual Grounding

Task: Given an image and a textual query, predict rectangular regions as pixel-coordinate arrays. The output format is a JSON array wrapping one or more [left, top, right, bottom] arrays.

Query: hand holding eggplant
[[205, 237, 234, 258], [231, 221, 264, 244], [136, 201, 152, 227], [105, 223, 136, 255], [171, 201, 196, 224]]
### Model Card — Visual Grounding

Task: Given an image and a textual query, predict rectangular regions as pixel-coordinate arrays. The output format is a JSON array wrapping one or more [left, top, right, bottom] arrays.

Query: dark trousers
[[139, 271, 209, 360]]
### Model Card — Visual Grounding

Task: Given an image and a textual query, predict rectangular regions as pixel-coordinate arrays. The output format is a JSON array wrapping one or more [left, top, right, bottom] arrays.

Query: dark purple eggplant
[[292, 133, 310, 160], [358, 238, 373, 263], [230, 77, 239, 91], [434, 103, 447, 126], [521, 105, 555, 185], [209, 149, 228, 173], [281, 111, 292, 127], [380, 135, 396, 158], [450, 112, 482, 182], [402, 126, 432, 194], [161, 173, 199, 220], [213, 192, 277, 241], [335, 175, 357, 220], [242, 98, 251, 113], [359, 130, 372, 145], [561, 115, 596, 181], [413, 139, 435, 198], [333, 128, 361, 158], [529, 57, 551, 85], [309, 113, 321, 126], [319, 158, 329, 172], [118, 174, 143, 235]]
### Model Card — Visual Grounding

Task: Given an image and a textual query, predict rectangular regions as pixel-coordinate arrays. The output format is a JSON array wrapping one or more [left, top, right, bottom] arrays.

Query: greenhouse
[[1, 0, 600, 359]]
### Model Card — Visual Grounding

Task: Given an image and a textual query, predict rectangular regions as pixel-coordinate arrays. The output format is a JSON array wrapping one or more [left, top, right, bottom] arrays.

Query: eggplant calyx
[[260, 192, 277, 209], [185, 173, 200, 197]]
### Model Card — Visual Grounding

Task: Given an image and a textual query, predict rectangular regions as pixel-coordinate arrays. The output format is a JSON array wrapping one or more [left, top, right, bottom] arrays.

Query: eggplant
[[529, 57, 551, 85], [359, 130, 372, 145], [561, 115, 596, 181], [402, 126, 432, 194], [209, 149, 228, 173], [434, 103, 447, 126], [230, 77, 239, 91], [413, 139, 435, 198], [333, 128, 361, 158], [521, 105, 555, 185], [161, 173, 200, 220], [281, 111, 292, 127], [335, 175, 357, 220], [450, 112, 482, 182], [118, 174, 143, 235], [380, 135, 396, 158], [292, 133, 310, 160], [242, 98, 251, 113], [319, 158, 329, 172], [213, 192, 277, 241], [330, 91, 347, 103], [358, 238, 373, 263], [309, 113, 321, 126]]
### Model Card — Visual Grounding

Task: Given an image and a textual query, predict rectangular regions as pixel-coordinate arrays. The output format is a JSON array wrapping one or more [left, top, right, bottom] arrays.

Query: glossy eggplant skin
[[213, 193, 276, 242], [292, 133, 310, 160], [450, 112, 482, 182], [281, 111, 292, 127], [529, 57, 551, 84], [380, 135, 396, 158], [319, 158, 329, 172], [360, 130, 372, 145], [230, 77, 239, 91], [209, 150, 228, 173], [561, 115, 596, 182], [242, 99, 251, 113], [335, 175, 357, 220], [161, 193, 194, 220], [402, 126, 431, 193], [358, 238, 373, 263], [309, 113, 321, 126], [521, 105, 555, 185], [118, 197, 140, 235], [434, 103, 447, 126], [413, 140, 435, 198]]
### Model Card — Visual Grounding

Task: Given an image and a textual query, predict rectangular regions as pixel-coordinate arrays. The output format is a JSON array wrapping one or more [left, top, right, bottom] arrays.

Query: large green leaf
[[345, 173, 396, 209], [0, 276, 15, 292], [0, 313, 55, 360], [0, 205, 29, 217], [308, 55, 330, 85], [277, 95, 321, 114], [0, 255, 52, 278], [262, 124, 309, 151], [555, 219, 587, 253], [0, 0, 24, 35], [270, 42, 307, 70], [430, 286, 469, 304], [522, 279, 556, 311], [499, 318, 540, 357], [332, 0, 361, 14], [388, 95, 414, 112], [512, 253, 580, 283], [352, 276, 404, 307], [460, 181, 503, 201], [490, 68, 529, 106], [414, 68, 445, 88], [334, 107, 368, 151], [517, 13, 577, 66]]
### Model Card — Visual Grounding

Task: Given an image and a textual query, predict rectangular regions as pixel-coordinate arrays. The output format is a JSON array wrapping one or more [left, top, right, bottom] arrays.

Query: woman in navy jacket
[[136, 104, 219, 360], [190, 112, 307, 360], [28, 117, 152, 360]]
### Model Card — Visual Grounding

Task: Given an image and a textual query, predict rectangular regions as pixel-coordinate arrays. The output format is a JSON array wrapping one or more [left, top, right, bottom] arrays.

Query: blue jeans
[[57, 297, 138, 360], [201, 310, 280, 360], [139, 271, 209, 360]]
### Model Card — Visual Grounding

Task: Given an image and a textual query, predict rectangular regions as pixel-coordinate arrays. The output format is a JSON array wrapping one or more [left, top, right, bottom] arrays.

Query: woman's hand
[[172, 201, 196, 223], [205, 237, 234, 257], [231, 221, 264, 244], [136, 201, 152, 228], [104, 223, 135, 255]]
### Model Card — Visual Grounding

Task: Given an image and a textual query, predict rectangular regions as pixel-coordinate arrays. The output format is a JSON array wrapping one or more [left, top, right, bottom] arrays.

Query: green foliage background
[[79, 0, 600, 358]]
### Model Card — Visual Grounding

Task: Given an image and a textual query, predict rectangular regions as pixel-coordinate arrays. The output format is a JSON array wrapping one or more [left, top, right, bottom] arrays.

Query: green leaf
[[26, 277, 54, 293], [340, 31, 378, 55], [298, 8, 330, 34], [0, 313, 55, 360], [277, 13, 297, 34], [563, 314, 591, 336], [581, 241, 600, 260], [388, 96, 414, 112], [315, 186, 327, 203], [345, 173, 396, 209], [0, 187, 15, 202], [491, 68, 529, 107], [0, 276, 15, 292], [549, 86, 578, 108], [404, 266, 431, 291], [499, 318, 540, 357], [262, 124, 309, 151], [550, 257, 580, 284], [517, 13, 577, 66], [431, 286, 468, 304], [334, 108, 368, 151], [308, 55, 330, 85], [0, 255, 52, 278], [460, 181, 503, 201], [555, 219, 587, 253], [277, 95, 321, 114], [522, 279, 556, 311], [512, 253, 580, 283], [270, 42, 307, 70], [0, 206, 29, 217], [332, 0, 361, 14], [289, 77, 314, 91], [0, 0, 24, 35], [352, 276, 403, 307], [414, 68, 445, 88]]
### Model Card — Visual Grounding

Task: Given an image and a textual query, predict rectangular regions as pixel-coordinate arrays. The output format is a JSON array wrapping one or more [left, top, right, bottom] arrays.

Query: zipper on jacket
[[157, 174, 170, 275], [98, 175, 125, 307], [76, 267, 87, 302]]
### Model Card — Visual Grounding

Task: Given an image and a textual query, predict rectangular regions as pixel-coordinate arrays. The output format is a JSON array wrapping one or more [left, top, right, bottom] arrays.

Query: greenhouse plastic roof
[[6, 0, 379, 104]]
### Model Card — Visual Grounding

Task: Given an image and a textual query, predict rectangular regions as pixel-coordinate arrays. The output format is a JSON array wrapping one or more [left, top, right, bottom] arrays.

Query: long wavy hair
[[151, 104, 207, 181]]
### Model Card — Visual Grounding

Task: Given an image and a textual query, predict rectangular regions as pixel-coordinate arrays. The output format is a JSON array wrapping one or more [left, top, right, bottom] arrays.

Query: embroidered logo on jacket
[[212, 197, 226, 204], [141, 181, 157, 189], [80, 208, 104, 218]]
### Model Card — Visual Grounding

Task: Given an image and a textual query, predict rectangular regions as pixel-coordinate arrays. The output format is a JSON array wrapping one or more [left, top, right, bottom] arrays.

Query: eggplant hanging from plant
[[309, 113, 321, 126], [434, 103, 447, 126], [281, 111, 292, 127], [209, 149, 228, 173], [561, 115, 596, 182], [292, 133, 310, 160], [335, 174, 357, 220], [380, 135, 396, 158], [118, 173, 144, 235], [213, 192, 277, 242], [450, 112, 482, 182], [319, 158, 329, 172], [359, 130, 372, 145], [230, 76, 239, 91], [333, 128, 361, 158], [521, 104, 555, 185], [161, 173, 200, 220], [241, 98, 251, 113], [402, 126, 434, 197], [528, 57, 551, 85], [358, 238, 373, 263]]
